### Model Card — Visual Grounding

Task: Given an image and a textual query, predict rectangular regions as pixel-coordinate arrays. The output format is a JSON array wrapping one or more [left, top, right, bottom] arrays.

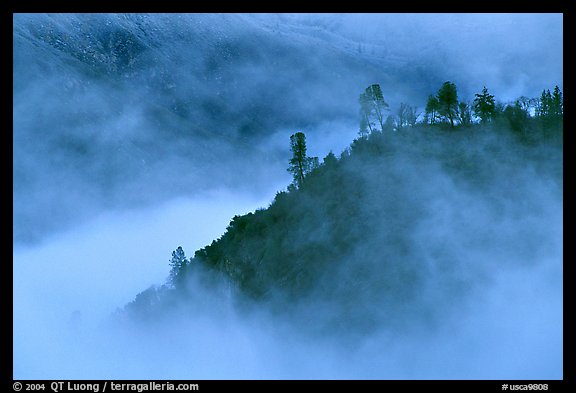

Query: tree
[[473, 86, 496, 124], [323, 151, 338, 167], [437, 81, 459, 127], [287, 132, 318, 188], [494, 101, 506, 117], [309, 156, 320, 172], [358, 115, 370, 138], [503, 102, 529, 134], [406, 106, 419, 127], [288, 132, 307, 188], [169, 246, 188, 286], [359, 84, 389, 132], [458, 101, 473, 127], [536, 89, 552, 118], [424, 94, 440, 125], [397, 103, 419, 130], [535, 86, 563, 130], [551, 85, 563, 118]]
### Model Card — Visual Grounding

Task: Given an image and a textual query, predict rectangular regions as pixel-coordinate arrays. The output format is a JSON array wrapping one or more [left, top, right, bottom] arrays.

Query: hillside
[[124, 119, 563, 337]]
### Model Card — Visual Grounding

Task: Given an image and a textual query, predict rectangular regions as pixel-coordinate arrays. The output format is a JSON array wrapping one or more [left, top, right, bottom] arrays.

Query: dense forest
[[123, 81, 563, 337]]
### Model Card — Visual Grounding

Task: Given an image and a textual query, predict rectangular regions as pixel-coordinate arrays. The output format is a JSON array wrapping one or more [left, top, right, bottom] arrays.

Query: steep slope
[[125, 122, 563, 337]]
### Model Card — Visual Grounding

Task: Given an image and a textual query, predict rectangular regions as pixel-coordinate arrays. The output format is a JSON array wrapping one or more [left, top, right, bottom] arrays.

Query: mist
[[13, 13, 562, 380], [13, 13, 562, 244]]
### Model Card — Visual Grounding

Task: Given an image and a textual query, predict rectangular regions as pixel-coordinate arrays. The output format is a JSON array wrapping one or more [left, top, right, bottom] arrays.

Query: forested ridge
[[123, 82, 563, 335]]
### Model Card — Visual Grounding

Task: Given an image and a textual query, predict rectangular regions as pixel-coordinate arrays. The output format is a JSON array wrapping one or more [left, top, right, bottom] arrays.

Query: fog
[[13, 191, 278, 378], [13, 13, 562, 244], [13, 13, 562, 379], [14, 206, 563, 379]]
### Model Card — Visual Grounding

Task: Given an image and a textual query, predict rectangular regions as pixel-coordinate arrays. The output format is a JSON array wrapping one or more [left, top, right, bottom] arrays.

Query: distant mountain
[[124, 119, 562, 337], [13, 13, 437, 244]]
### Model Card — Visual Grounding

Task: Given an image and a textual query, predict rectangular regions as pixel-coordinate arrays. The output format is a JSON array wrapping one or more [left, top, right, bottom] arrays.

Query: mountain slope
[[124, 121, 563, 337]]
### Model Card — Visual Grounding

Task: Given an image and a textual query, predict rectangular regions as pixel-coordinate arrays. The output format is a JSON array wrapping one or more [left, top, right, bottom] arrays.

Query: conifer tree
[[168, 246, 188, 286], [288, 132, 318, 189], [551, 85, 563, 118], [536, 89, 552, 118], [473, 86, 496, 124]]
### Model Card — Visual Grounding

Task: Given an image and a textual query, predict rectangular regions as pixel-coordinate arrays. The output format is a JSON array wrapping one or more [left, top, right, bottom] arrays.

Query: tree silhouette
[[551, 85, 563, 118], [359, 84, 389, 132], [168, 246, 188, 286], [437, 81, 458, 127], [425, 94, 440, 125], [536, 89, 552, 118], [288, 132, 318, 189], [473, 86, 496, 124], [503, 102, 530, 134], [397, 103, 419, 130], [323, 151, 338, 167], [535, 86, 563, 129]]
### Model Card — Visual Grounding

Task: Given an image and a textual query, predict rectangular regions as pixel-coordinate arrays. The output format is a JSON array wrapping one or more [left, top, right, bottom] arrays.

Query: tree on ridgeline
[[473, 86, 496, 124], [396, 103, 419, 130], [168, 246, 188, 286], [359, 84, 390, 132], [424, 94, 440, 125], [494, 101, 506, 119], [436, 81, 459, 127], [288, 132, 318, 189], [551, 85, 563, 118], [503, 101, 530, 134], [535, 86, 563, 130], [458, 101, 473, 127], [536, 89, 552, 118], [323, 151, 338, 167]]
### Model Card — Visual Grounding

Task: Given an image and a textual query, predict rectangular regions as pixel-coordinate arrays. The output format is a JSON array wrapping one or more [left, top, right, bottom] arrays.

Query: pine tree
[[288, 132, 307, 188], [551, 85, 563, 118], [287, 132, 318, 189], [323, 151, 338, 167], [536, 89, 552, 118], [473, 86, 496, 124], [168, 246, 188, 286]]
